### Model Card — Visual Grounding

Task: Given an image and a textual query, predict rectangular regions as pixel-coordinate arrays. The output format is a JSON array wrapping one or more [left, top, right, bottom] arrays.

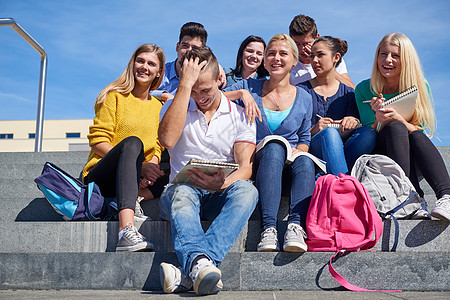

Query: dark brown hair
[[179, 22, 207, 45], [313, 36, 348, 67], [289, 14, 318, 37], [181, 46, 219, 80]]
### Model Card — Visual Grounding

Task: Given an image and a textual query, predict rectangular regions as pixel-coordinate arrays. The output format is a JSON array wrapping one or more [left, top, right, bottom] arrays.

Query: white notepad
[[376, 86, 418, 132]]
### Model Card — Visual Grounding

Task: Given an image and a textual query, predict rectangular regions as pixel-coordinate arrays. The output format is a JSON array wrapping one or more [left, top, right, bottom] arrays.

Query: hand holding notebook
[[375, 86, 418, 132], [171, 159, 239, 191]]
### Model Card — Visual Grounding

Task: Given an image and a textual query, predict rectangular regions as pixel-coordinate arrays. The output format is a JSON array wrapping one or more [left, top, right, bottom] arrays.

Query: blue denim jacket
[[150, 60, 179, 99]]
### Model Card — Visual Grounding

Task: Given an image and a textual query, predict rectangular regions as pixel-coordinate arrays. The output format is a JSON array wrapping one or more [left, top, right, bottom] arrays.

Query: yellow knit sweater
[[82, 91, 163, 180]]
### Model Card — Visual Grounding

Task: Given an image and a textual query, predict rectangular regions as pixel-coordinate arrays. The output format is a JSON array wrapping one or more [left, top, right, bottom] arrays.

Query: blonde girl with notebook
[[355, 33, 450, 220]]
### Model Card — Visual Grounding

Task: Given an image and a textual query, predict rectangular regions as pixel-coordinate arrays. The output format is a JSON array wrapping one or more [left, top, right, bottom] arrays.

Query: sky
[[1, 0, 450, 145]]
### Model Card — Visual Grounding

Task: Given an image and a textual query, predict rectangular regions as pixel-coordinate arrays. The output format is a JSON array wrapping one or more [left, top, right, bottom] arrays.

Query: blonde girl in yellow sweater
[[83, 44, 167, 252]]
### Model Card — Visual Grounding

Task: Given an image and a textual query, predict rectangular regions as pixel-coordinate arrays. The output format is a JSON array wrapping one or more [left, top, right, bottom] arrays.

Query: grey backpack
[[351, 154, 422, 219]]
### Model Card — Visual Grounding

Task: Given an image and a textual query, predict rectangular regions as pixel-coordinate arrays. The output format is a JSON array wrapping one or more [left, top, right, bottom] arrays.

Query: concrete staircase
[[0, 150, 449, 291]]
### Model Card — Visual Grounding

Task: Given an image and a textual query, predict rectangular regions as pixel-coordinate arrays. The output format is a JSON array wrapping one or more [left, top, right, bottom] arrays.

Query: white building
[[0, 119, 92, 152]]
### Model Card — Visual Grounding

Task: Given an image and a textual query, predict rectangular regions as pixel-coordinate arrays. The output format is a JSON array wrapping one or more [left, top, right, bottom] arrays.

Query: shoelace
[[190, 259, 211, 280], [286, 224, 306, 239], [135, 203, 145, 217], [124, 225, 144, 243], [261, 228, 277, 241]]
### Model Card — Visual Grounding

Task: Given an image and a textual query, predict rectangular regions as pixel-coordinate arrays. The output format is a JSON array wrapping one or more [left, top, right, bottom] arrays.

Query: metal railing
[[0, 17, 47, 152]]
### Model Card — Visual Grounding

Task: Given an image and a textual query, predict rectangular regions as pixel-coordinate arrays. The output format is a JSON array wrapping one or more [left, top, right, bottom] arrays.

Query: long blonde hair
[[370, 33, 435, 135], [95, 44, 165, 106]]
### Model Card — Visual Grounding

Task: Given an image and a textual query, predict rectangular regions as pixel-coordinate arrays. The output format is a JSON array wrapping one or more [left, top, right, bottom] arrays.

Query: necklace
[[271, 94, 281, 111], [262, 81, 281, 111]]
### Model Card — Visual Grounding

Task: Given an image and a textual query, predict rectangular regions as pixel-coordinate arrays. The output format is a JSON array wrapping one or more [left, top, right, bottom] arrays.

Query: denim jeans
[[159, 180, 258, 275], [254, 141, 315, 230], [310, 126, 376, 175]]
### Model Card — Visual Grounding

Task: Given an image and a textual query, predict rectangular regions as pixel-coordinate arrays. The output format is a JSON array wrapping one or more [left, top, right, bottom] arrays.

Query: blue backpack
[[34, 162, 107, 220]]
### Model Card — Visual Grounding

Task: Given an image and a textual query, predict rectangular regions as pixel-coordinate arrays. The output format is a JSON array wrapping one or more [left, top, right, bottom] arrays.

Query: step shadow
[[273, 252, 305, 266], [314, 251, 351, 291], [142, 252, 179, 291], [404, 220, 449, 248], [15, 198, 64, 221], [381, 220, 449, 251]]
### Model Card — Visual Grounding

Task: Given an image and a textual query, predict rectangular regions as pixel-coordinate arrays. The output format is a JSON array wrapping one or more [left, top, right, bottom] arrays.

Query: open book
[[256, 135, 326, 173], [171, 159, 239, 189], [376, 86, 418, 132], [326, 123, 362, 139]]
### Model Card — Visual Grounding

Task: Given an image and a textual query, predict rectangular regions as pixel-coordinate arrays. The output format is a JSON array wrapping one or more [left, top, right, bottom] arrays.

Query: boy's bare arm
[[158, 57, 207, 149]]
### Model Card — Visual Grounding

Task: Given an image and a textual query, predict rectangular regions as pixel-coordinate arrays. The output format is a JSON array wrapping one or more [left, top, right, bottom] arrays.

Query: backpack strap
[[329, 250, 402, 292], [382, 191, 419, 252], [84, 182, 101, 221]]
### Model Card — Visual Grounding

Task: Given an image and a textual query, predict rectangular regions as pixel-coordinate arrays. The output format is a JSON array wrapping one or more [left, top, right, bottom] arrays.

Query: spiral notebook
[[376, 86, 418, 132], [326, 123, 362, 139], [171, 159, 239, 188]]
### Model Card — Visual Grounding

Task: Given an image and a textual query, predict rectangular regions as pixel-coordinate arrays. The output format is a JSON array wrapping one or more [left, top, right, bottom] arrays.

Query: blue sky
[[1, 0, 450, 145]]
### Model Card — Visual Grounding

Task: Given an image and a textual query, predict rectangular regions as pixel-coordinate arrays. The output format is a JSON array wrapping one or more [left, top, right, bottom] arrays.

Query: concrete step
[[0, 220, 247, 253], [0, 151, 449, 292], [0, 218, 447, 253], [0, 163, 85, 180], [0, 252, 448, 291], [0, 151, 89, 165]]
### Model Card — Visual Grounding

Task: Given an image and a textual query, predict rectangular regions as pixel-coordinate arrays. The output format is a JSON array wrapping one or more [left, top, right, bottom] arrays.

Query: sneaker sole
[[411, 210, 432, 220], [194, 267, 222, 296], [257, 245, 279, 252], [283, 241, 307, 252], [116, 242, 154, 252], [431, 208, 450, 221]]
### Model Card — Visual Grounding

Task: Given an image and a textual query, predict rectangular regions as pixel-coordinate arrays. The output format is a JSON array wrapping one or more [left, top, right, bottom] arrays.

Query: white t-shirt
[[289, 58, 348, 86], [160, 93, 256, 182]]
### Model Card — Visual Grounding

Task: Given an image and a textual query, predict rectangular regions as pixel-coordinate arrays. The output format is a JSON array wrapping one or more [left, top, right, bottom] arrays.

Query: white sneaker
[[283, 223, 308, 252], [160, 262, 193, 293], [411, 197, 431, 220], [431, 194, 450, 221], [134, 197, 151, 222], [257, 227, 279, 252], [189, 258, 222, 296]]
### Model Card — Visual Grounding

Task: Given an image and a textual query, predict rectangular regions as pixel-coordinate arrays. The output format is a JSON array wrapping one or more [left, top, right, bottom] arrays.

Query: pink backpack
[[306, 174, 400, 292]]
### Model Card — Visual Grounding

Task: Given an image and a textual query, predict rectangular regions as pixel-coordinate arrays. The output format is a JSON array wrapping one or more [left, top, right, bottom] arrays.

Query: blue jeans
[[159, 180, 258, 275], [310, 126, 376, 175], [254, 141, 315, 230]]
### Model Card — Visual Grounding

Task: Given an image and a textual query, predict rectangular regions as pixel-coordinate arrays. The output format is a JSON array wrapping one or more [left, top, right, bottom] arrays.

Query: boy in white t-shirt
[[158, 46, 257, 296], [289, 14, 355, 88]]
